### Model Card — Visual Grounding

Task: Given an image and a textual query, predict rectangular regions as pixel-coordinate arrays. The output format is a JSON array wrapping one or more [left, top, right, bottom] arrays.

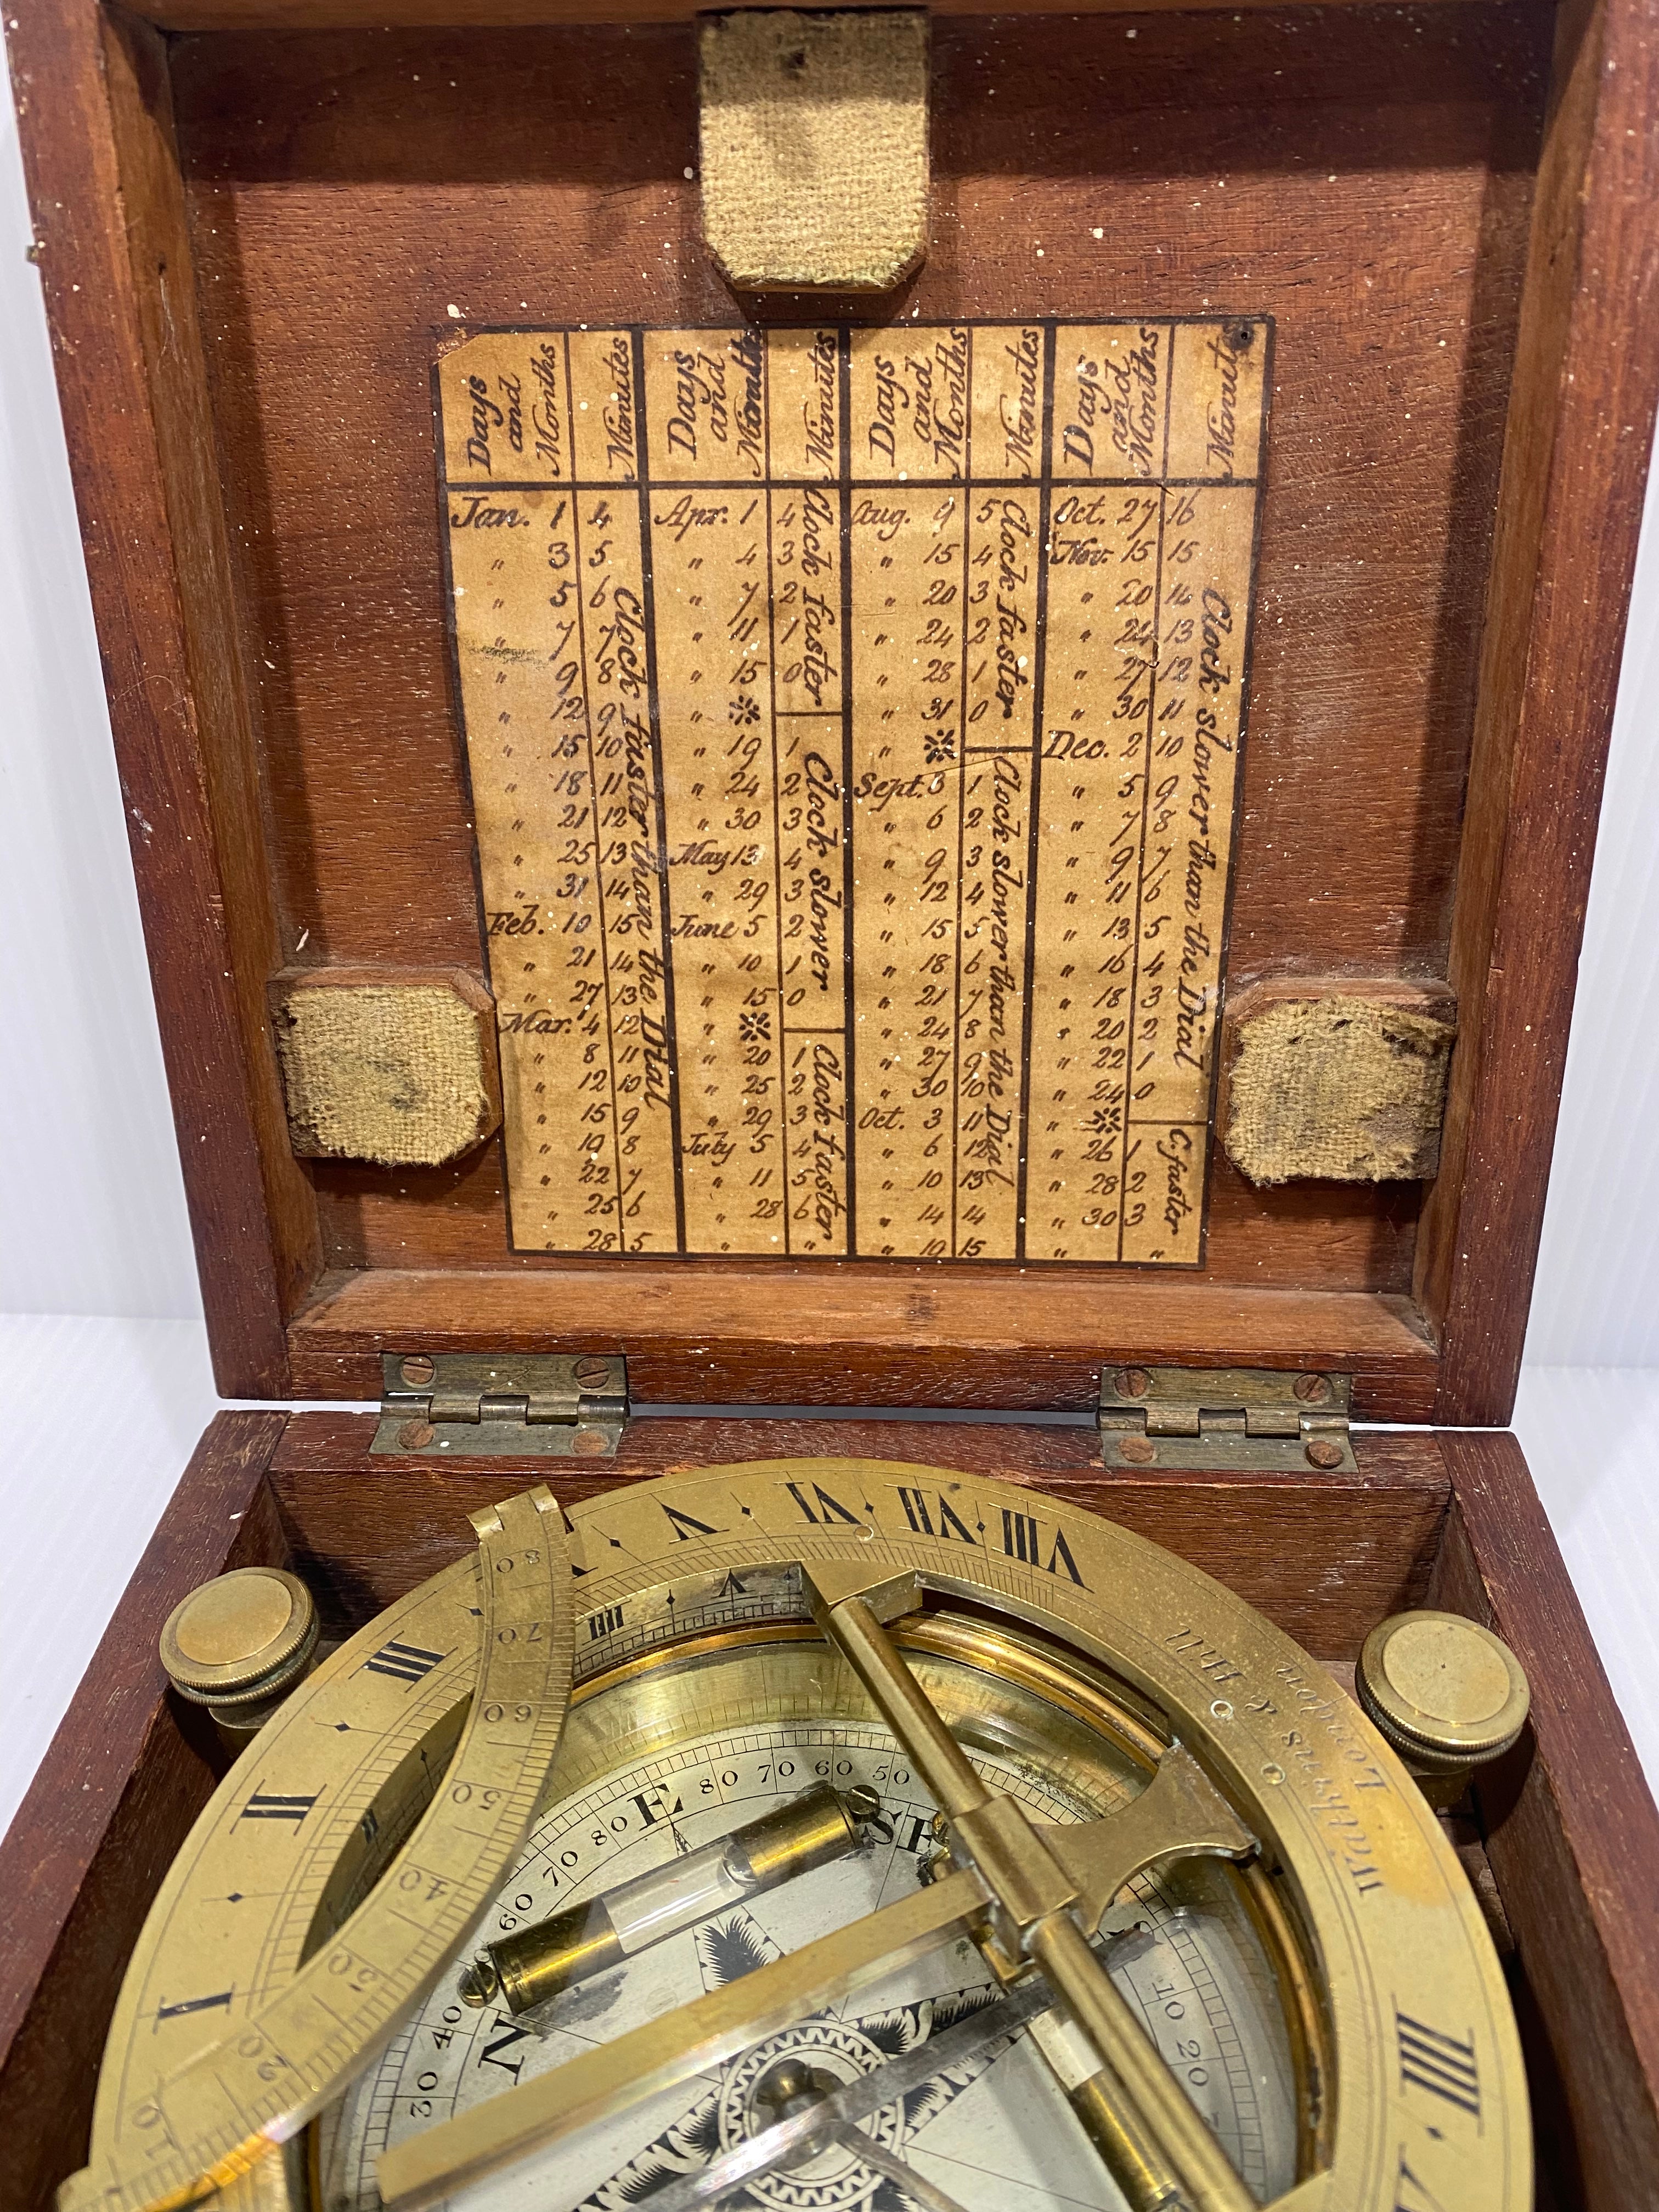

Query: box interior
[[138, 0, 1556, 1406]]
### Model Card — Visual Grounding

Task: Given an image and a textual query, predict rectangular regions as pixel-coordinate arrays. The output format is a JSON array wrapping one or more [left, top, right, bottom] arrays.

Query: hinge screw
[[1293, 1372, 1331, 1404], [398, 1420, 436, 1451], [572, 1426, 611, 1456], [1304, 1439, 1345, 1470], [1114, 1367, 1150, 1398], [1116, 1435, 1157, 1465], [573, 1356, 613, 1389], [400, 1355, 437, 1388]]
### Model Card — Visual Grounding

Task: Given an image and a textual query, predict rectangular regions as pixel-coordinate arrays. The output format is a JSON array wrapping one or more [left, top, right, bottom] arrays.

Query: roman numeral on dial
[[662, 1504, 721, 1543], [999, 1508, 1088, 1587], [1396, 2010, 1480, 2118], [896, 1487, 977, 1544], [363, 1640, 447, 1685], [156, 1990, 233, 2022], [239, 1791, 320, 1825], [785, 1480, 863, 1526], [1393, 2148, 1452, 2212]]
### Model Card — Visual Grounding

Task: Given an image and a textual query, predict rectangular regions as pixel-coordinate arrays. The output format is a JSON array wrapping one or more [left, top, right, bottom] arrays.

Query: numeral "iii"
[[1396, 2010, 1480, 2119]]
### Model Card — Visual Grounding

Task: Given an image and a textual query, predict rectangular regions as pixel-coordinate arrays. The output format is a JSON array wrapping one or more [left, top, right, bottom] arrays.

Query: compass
[[63, 1462, 1530, 2212]]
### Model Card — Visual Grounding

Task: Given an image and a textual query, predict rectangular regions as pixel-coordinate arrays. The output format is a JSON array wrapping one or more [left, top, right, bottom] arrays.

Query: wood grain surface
[[154, 2, 1547, 1391], [0, 1413, 287, 2212], [136, 0, 1500, 31], [267, 1412, 1449, 1654], [4, 0, 1652, 1421], [2, 0, 314, 1395], [1434, 1429, 1659, 2212], [284, 1266, 1438, 1414], [1419, 0, 1659, 1423], [98, 13, 323, 1345]]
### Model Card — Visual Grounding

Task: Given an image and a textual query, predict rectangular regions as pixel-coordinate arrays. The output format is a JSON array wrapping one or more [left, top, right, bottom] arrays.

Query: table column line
[[629, 325, 687, 1254], [949, 328, 975, 1256], [1015, 322, 1060, 1265], [1114, 322, 1180, 1262], [838, 324, 857, 1256]]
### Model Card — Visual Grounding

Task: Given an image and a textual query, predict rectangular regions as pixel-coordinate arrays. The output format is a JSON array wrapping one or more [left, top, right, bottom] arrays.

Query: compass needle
[[822, 2125, 974, 2212], [641, 1972, 1060, 2212]]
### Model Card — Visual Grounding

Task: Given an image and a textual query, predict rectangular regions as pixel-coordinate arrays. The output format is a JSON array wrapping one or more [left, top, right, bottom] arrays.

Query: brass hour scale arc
[[61, 1486, 574, 2212], [66, 1464, 1529, 2212], [439, 320, 1267, 1268]]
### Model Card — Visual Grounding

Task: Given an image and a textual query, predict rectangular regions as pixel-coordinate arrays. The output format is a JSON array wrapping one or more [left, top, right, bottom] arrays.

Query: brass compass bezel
[[69, 1462, 1530, 2212]]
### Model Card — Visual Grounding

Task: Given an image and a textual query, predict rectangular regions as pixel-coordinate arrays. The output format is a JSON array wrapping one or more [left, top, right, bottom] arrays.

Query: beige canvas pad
[[270, 968, 501, 1166], [437, 319, 1269, 1262], [1223, 991, 1457, 1184], [699, 11, 929, 292]]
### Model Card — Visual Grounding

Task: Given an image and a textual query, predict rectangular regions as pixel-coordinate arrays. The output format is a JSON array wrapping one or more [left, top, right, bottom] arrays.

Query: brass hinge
[[1098, 1364, 1355, 1473], [370, 1353, 629, 1458]]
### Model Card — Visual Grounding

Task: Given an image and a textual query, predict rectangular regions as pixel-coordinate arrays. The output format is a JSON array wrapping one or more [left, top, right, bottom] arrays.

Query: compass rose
[[575, 1908, 1009, 2212]]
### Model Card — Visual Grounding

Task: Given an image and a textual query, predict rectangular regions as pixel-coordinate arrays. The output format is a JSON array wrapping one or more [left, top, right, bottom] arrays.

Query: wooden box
[[3, 0, 1658, 2202]]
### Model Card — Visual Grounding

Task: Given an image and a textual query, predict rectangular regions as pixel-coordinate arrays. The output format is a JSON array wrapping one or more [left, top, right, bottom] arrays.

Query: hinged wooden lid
[[7, 0, 1656, 1423]]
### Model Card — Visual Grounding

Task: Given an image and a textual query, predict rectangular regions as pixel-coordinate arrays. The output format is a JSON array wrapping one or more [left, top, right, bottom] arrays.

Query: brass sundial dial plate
[[64, 1464, 1528, 2212]]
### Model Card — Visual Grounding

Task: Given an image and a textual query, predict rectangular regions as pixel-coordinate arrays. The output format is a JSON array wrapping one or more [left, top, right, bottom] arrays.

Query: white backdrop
[[1, 87, 201, 1321], [4, 71, 1659, 1829]]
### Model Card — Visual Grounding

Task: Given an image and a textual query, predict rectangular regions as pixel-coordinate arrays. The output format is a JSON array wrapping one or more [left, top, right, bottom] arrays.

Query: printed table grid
[[438, 320, 1268, 1264]]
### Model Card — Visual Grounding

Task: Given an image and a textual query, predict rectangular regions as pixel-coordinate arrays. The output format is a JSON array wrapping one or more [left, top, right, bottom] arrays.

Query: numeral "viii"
[[1396, 2010, 1480, 2119]]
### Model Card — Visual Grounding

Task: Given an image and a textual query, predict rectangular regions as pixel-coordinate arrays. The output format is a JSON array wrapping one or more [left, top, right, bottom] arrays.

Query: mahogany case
[[2, 0, 1658, 2204]]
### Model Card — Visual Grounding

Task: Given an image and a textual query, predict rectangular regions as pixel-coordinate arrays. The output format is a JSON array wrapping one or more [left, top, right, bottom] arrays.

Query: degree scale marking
[[437, 320, 1269, 1266], [66, 1465, 1526, 2212], [99, 1582, 482, 2151], [556, 1464, 1525, 2212], [61, 1488, 573, 2212]]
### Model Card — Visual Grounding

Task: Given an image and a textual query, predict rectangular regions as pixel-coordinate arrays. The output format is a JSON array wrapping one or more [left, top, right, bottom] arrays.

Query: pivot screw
[[1114, 1367, 1150, 1398], [458, 1956, 500, 2010]]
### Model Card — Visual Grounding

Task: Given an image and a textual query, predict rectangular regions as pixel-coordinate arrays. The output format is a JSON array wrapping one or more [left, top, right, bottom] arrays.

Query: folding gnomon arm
[[804, 1562, 1257, 2212]]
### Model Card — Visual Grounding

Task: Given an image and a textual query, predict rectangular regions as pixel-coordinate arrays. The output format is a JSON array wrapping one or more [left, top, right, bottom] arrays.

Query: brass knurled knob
[[1357, 1610, 1530, 1781], [159, 1566, 319, 1718]]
